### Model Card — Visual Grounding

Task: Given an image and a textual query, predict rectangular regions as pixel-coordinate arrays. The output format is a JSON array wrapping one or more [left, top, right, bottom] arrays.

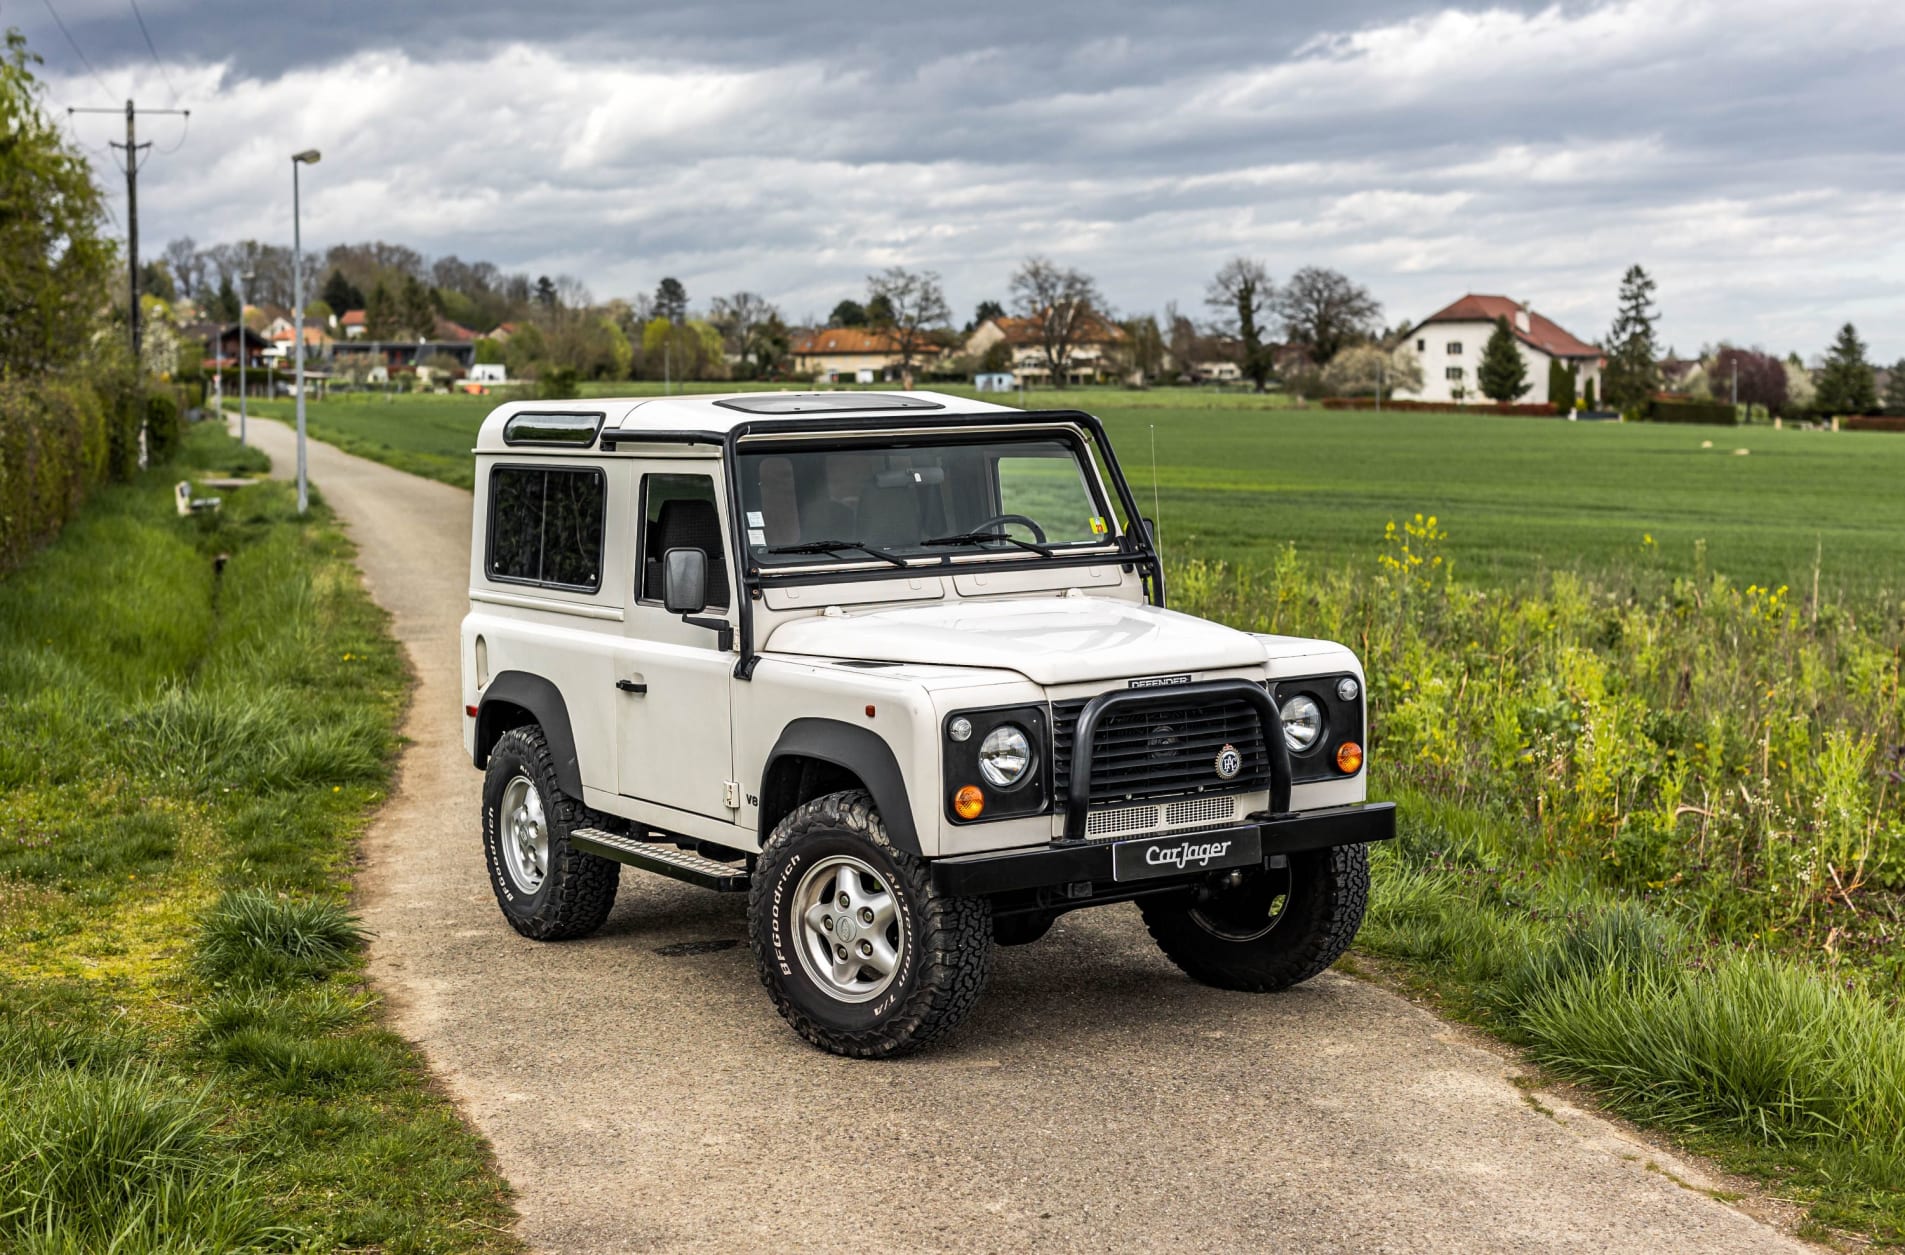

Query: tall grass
[[1176, 519, 1905, 972]]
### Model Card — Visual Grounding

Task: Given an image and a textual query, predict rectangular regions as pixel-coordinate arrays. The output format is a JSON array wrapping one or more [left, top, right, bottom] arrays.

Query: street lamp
[[291, 148, 321, 513], [238, 269, 254, 448]]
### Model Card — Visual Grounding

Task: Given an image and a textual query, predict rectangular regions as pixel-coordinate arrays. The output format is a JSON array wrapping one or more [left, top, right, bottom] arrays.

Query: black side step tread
[[571, 828, 751, 892]]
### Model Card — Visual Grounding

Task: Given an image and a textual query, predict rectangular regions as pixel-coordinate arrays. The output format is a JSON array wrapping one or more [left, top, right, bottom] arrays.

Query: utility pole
[[1732, 359, 1739, 420], [238, 271, 253, 447], [70, 102, 189, 366]]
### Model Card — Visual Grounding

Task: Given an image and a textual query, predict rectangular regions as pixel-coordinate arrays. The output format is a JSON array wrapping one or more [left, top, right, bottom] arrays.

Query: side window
[[485, 465, 605, 592], [638, 473, 729, 610]]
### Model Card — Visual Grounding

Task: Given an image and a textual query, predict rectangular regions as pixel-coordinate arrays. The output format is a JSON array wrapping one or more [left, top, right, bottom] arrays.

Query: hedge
[[1843, 415, 1905, 433], [1318, 398, 1559, 416], [0, 378, 111, 574], [145, 390, 182, 463], [1643, 398, 1738, 425]]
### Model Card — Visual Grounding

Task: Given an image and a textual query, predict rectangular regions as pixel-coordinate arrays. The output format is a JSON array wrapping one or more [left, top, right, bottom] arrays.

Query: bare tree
[[1204, 257, 1275, 391], [1008, 256, 1102, 389], [1276, 265, 1382, 365], [865, 266, 951, 387], [709, 291, 780, 374], [163, 236, 203, 300]]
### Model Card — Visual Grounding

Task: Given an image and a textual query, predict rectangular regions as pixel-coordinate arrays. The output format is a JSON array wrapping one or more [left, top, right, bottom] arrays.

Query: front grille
[[1052, 693, 1271, 806]]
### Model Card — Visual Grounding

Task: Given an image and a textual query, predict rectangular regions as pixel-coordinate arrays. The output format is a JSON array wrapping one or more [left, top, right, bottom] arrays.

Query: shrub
[[1642, 397, 1738, 425], [1318, 398, 1558, 416], [145, 388, 183, 462], [195, 891, 364, 986]]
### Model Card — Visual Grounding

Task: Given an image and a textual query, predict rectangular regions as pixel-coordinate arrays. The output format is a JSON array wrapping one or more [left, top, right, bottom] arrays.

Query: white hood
[[763, 596, 1274, 686]]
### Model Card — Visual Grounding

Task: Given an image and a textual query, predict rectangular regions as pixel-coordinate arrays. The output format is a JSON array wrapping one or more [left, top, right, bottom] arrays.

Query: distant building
[[470, 363, 508, 384], [340, 309, 368, 339], [790, 328, 908, 382], [1394, 295, 1603, 405], [963, 313, 1132, 386], [973, 372, 1015, 392]]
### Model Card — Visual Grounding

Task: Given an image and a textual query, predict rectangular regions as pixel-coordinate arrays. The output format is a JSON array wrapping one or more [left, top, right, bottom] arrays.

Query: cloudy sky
[[12, 0, 1905, 358]]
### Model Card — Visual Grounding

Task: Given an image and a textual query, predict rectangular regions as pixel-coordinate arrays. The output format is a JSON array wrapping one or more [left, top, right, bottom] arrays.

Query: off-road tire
[[749, 790, 991, 1058], [482, 725, 620, 941], [1139, 843, 1369, 991]]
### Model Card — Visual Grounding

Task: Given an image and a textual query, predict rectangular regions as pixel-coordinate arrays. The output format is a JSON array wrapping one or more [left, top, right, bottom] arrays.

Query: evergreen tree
[[365, 279, 398, 339], [1602, 264, 1660, 413], [399, 275, 436, 339], [1478, 316, 1530, 402], [1546, 357, 1577, 409], [1583, 376, 1597, 410], [321, 268, 364, 312], [534, 275, 558, 308], [1814, 323, 1879, 415], [829, 299, 867, 327], [1886, 359, 1905, 415], [654, 276, 688, 324], [212, 273, 241, 323]]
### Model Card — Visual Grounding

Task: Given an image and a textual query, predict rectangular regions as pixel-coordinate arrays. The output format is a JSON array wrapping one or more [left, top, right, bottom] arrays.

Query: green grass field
[[251, 385, 1905, 597]]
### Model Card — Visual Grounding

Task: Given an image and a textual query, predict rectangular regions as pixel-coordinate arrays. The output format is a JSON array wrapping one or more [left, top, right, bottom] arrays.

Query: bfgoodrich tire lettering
[[749, 789, 991, 1057], [1139, 843, 1369, 991], [482, 725, 619, 941]]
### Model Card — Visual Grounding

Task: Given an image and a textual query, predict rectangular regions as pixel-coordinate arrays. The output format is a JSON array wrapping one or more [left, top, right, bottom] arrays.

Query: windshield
[[736, 434, 1116, 568]]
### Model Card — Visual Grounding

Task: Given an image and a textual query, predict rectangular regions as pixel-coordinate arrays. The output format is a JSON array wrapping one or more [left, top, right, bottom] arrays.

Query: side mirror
[[1140, 518, 1158, 548], [662, 548, 708, 616]]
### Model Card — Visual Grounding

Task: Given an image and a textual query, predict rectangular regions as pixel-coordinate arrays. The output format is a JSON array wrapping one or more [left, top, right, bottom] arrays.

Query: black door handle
[[616, 679, 647, 694]]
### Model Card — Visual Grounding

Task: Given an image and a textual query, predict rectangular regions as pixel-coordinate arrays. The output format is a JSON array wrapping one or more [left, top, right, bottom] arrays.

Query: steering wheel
[[970, 513, 1048, 543]]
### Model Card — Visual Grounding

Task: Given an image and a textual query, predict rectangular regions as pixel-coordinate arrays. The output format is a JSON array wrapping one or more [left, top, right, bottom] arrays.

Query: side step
[[570, 828, 751, 892]]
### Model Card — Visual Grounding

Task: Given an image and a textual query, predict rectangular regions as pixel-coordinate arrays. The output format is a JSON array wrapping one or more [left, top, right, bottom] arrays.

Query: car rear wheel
[[749, 789, 992, 1057], [1139, 843, 1369, 991]]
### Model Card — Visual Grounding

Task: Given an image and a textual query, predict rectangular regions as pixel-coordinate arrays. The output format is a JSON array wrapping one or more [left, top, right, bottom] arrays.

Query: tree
[[709, 291, 781, 375], [1275, 266, 1381, 366], [1204, 257, 1276, 391], [473, 337, 504, 366], [1814, 323, 1879, 415], [865, 266, 951, 387], [1117, 315, 1166, 385], [1322, 343, 1421, 399], [1709, 346, 1787, 417], [1602, 264, 1660, 413], [163, 236, 204, 300], [534, 275, 558, 309], [365, 280, 399, 340], [140, 260, 177, 304], [1007, 255, 1102, 389], [653, 277, 688, 324], [399, 274, 436, 339], [1477, 317, 1531, 402], [749, 312, 792, 378], [970, 299, 1005, 330], [1547, 358, 1577, 409], [1886, 359, 1905, 415], [211, 273, 240, 323], [829, 299, 867, 327], [979, 339, 1014, 373], [0, 30, 114, 374], [322, 268, 364, 313]]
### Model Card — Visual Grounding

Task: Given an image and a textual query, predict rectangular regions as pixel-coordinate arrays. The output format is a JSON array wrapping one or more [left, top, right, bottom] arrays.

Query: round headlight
[[1279, 695, 1324, 753], [978, 724, 1032, 788], [1336, 676, 1360, 702], [949, 716, 973, 743]]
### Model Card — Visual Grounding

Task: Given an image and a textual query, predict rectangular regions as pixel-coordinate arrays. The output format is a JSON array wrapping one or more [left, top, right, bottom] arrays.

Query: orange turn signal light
[[1336, 741, 1364, 775], [954, 785, 986, 820]]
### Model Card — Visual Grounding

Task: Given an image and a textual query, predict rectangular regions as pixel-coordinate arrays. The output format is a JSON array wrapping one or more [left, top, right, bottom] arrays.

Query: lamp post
[[291, 149, 321, 513], [238, 269, 254, 447]]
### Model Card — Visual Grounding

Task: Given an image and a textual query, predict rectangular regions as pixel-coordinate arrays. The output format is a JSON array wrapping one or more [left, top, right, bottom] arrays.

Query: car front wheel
[[749, 789, 991, 1057]]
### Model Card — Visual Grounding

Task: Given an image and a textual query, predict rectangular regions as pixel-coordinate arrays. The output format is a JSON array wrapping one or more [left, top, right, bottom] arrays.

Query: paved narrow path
[[237, 414, 1807, 1254]]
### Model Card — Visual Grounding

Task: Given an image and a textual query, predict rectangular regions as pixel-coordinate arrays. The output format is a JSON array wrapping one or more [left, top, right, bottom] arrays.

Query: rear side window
[[486, 465, 605, 592]]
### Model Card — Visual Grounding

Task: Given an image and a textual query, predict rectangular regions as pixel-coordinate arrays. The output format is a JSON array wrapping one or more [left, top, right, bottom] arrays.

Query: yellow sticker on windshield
[[1089, 516, 1108, 535]]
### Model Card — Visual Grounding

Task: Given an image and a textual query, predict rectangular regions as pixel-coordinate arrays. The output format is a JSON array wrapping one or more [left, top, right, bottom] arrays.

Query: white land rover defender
[[461, 391, 1395, 1057]]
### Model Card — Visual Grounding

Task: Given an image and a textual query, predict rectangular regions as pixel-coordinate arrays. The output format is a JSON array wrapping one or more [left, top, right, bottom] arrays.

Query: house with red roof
[[790, 327, 911, 382], [962, 312, 1131, 386], [340, 309, 368, 339], [1395, 295, 1604, 406]]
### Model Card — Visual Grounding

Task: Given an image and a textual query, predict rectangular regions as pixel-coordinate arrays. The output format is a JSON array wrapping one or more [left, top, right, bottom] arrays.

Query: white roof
[[474, 389, 1026, 453]]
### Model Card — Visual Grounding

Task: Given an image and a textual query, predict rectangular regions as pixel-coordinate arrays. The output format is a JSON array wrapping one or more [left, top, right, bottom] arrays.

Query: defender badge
[[1214, 744, 1243, 779]]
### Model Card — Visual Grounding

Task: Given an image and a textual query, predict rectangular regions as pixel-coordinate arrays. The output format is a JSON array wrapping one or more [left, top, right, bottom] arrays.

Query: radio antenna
[[1148, 422, 1163, 565]]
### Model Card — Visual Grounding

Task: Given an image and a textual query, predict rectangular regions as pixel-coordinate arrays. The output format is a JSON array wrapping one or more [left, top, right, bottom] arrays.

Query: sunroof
[[713, 393, 946, 416]]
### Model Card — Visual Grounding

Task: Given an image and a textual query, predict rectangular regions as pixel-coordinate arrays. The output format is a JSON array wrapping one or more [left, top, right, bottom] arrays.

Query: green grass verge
[[0, 421, 518, 1252], [251, 385, 1905, 597], [1362, 798, 1905, 1244]]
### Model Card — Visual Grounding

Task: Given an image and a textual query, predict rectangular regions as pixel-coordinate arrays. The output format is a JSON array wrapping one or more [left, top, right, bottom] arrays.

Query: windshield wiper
[[919, 531, 1056, 558], [765, 539, 910, 568]]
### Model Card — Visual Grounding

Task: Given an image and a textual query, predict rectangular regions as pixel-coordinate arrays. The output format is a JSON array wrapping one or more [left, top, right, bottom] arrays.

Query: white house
[[1394, 295, 1603, 406]]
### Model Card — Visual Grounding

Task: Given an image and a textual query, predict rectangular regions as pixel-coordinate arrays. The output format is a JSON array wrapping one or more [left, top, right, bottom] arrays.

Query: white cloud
[[33, 0, 1905, 357]]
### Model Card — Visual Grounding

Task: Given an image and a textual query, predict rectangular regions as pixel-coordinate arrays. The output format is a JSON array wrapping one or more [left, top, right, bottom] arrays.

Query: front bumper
[[929, 801, 1396, 897]]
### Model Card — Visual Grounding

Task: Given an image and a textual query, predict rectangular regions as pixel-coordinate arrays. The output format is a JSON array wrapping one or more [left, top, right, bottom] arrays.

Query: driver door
[[613, 466, 737, 823]]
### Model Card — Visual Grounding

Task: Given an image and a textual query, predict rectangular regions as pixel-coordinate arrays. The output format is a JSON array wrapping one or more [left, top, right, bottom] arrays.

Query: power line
[[124, 0, 180, 104], [39, 0, 120, 103]]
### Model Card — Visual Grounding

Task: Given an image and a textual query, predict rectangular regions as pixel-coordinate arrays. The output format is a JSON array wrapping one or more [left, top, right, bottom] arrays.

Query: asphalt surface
[[235, 413, 1809, 1254]]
